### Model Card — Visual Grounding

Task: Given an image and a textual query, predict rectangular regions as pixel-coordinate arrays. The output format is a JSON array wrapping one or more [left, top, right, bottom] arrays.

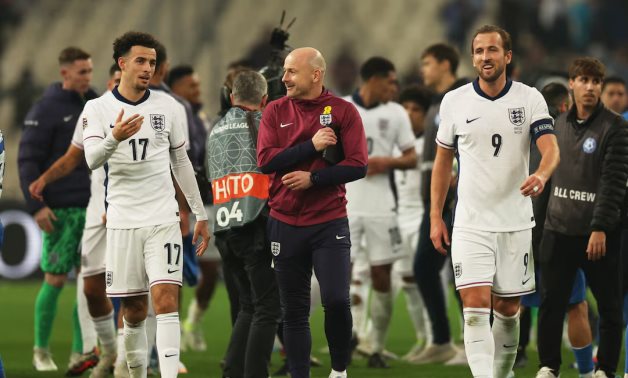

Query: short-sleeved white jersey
[[82, 88, 187, 229], [394, 135, 424, 212], [436, 79, 553, 232], [72, 115, 106, 228], [344, 95, 416, 217]]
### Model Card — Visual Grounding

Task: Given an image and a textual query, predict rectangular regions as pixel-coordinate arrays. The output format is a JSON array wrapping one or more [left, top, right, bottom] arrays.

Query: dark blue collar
[[352, 90, 380, 110], [472, 78, 512, 101], [112, 85, 150, 106]]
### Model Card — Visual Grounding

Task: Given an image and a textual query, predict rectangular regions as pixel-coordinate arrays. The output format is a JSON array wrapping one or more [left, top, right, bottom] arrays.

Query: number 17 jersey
[[82, 88, 188, 229], [436, 79, 554, 232]]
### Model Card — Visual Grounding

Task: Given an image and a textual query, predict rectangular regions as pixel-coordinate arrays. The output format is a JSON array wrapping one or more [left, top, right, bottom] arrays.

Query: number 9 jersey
[[436, 79, 554, 232], [82, 88, 188, 229]]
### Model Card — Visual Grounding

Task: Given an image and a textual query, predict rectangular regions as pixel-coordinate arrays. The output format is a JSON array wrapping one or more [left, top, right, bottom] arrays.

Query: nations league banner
[[0, 201, 44, 279]]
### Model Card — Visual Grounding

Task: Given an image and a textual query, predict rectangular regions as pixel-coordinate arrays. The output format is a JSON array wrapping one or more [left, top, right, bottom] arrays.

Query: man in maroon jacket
[[257, 47, 368, 378]]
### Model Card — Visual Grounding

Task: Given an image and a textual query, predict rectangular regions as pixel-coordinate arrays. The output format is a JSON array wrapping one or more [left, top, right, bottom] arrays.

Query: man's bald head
[[283, 47, 326, 99]]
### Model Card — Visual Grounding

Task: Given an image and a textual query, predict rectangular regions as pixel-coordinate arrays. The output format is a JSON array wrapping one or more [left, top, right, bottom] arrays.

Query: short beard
[[478, 65, 505, 83]]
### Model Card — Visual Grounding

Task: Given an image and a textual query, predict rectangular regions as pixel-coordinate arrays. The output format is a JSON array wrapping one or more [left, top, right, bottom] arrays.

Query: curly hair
[[112, 31, 159, 64]]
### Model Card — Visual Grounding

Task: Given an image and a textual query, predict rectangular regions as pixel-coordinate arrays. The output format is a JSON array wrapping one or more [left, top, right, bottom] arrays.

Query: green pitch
[[0, 281, 606, 377]]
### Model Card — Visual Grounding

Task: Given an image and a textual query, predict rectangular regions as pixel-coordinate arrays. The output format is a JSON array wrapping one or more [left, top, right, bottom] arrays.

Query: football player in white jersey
[[430, 25, 560, 378], [29, 64, 122, 377], [82, 32, 209, 378], [392, 85, 433, 360], [344, 57, 417, 368]]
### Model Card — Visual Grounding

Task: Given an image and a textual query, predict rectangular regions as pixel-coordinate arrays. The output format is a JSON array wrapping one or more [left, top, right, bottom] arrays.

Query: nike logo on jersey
[[63, 115, 73, 122], [466, 117, 480, 124], [336, 235, 346, 239], [503, 344, 517, 348], [280, 122, 293, 128], [522, 277, 532, 285], [109, 124, 115, 128], [165, 353, 178, 358], [129, 364, 142, 369], [168, 269, 179, 274]]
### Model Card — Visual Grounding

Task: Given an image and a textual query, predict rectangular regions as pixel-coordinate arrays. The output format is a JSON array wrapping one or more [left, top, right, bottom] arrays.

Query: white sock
[[185, 298, 204, 327], [330, 368, 347, 377], [123, 318, 147, 378], [400, 280, 428, 342], [115, 328, 126, 366], [146, 300, 157, 362], [77, 273, 97, 353], [92, 311, 117, 355], [349, 281, 369, 340], [492, 311, 519, 378], [370, 290, 393, 353], [156, 312, 180, 378], [463, 308, 493, 378]]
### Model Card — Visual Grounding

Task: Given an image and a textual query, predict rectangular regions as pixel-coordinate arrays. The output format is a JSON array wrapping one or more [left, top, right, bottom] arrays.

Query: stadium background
[[0, 0, 626, 376]]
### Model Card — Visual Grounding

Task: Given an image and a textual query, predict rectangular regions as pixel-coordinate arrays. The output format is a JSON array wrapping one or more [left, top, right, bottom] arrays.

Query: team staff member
[[257, 47, 368, 378], [18, 46, 98, 373], [536, 58, 628, 378], [208, 70, 281, 378]]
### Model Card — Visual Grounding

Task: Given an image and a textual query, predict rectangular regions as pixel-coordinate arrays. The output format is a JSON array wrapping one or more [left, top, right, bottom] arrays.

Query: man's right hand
[[29, 177, 47, 202], [34, 206, 57, 233], [312, 127, 337, 151], [112, 109, 144, 142], [430, 216, 450, 255]]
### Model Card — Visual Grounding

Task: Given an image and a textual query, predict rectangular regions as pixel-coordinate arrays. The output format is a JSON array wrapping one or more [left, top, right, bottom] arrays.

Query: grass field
[[0, 281, 613, 377]]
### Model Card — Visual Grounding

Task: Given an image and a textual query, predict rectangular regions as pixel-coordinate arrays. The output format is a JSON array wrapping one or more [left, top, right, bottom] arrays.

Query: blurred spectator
[[329, 47, 359, 96], [601, 76, 627, 115], [11, 67, 42, 132], [440, 0, 484, 50]]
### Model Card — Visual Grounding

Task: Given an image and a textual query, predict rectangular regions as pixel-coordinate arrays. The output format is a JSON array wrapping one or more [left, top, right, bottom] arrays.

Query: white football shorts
[[80, 224, 107, 277], [105, 222, 183, 297], [451, 227, 534, 297], [349, 215, 403, 266]]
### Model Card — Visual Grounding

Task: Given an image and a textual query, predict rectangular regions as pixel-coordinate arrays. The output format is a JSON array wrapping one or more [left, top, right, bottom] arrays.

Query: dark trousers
[[414, 205, 453, 344], [538, 229, 623, 375], [215, 217, 281, 378], [268, 216, 352, 378]]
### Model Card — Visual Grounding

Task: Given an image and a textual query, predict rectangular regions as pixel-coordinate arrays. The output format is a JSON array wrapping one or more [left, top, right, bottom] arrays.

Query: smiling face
[[118, 45, 156, 91], [282, 49, 324, 100], [570, 75, 602, 110], [472, 32, 512, 83]]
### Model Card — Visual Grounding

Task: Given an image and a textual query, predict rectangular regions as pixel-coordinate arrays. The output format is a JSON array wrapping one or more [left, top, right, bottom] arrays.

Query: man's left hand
[[192, 220, 210, 257], [282, 171, 313, 191], [520, 173, 546, 197], [586, 231, 606, 261], [367, 156, 392, 176]]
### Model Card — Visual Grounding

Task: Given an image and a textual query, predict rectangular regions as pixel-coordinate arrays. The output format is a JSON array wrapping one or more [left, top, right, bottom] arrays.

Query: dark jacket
[[18, 82, 97, 213], [545, 101, 628, 235], [421, 78, 468, 205], [257, 90, 368, 226]]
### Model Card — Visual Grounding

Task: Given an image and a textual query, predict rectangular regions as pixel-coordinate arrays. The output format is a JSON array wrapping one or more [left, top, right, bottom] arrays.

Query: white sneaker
[[402, 342, 425, 361], [535, 366, 560, 378], [328, 369, 347, 378], [113, 362, 130, 378], [444, 347, 467, 366], [181, 323, 207, 352], [33, 347, 58, 371], [407, 343, 457, 364], [592, 370, 610, 378], [89, 351, 116, 378]]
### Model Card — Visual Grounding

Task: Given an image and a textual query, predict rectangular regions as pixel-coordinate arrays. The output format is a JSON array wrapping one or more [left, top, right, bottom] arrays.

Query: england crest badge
[[150, 114, 166, 132], [320, 105, 332, 126], [508, 107, 525, 126]]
